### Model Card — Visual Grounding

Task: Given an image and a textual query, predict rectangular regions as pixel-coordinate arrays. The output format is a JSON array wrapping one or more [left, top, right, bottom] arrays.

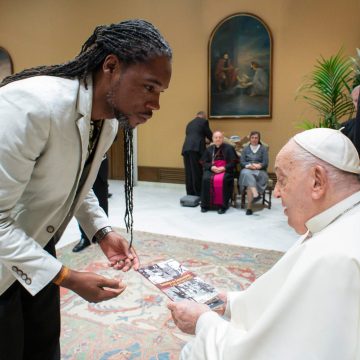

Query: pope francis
[[169, 128, 360, 360]]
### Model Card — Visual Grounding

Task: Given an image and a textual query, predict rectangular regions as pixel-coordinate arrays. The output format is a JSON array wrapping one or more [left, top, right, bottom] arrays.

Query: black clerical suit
[[181, 117, 212, 196], [341, 95, 360, 155]]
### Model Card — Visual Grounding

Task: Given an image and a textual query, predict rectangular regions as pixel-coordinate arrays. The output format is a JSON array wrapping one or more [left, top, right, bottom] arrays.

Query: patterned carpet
[[58, 229, 283, 360]]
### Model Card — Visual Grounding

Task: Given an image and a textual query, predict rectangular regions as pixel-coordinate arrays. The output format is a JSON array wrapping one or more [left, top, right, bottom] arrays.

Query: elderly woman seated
[[239, 131, 269, 215], [200, 131, 238, 214]]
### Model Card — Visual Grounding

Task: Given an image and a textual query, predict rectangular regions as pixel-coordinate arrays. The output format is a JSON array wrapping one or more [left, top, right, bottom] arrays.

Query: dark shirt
[[341, 96, 360, 155]]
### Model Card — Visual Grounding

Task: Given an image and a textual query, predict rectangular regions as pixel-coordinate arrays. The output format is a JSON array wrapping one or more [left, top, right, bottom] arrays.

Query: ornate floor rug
[[59, 229, 283, 360]]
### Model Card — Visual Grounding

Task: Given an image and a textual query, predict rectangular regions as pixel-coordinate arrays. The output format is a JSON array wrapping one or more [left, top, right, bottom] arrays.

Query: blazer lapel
[[74, 119, 118, 209], [73, 74, 118, 208], [75, 76, 93, 171]]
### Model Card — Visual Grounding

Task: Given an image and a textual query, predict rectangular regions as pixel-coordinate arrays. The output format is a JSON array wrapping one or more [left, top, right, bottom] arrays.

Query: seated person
[[239, 131, 269, 215], [341, 84, 360, 155], [200, 131, 238, 214], [168, 128, 360, 359]]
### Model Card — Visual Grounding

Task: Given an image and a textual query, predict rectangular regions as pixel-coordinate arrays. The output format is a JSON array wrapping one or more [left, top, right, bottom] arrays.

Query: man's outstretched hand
[[61, 269, 126, 303], [99, 231, 139, 271]]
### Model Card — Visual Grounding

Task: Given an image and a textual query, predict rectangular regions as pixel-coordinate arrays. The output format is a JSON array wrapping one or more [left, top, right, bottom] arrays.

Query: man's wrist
[[94, 226, 113, 242], [53, 266, 70, 286]]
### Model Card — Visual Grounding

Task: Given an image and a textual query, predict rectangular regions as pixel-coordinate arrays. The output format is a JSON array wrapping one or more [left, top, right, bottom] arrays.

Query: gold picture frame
[[208, 13, 272, 119]]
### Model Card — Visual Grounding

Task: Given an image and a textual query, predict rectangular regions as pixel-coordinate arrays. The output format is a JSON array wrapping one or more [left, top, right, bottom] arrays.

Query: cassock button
[[46, 225, 55, 233], [12, 266, 18, 272], [25, 278, 31, 285], [21, 274, 27, 280]]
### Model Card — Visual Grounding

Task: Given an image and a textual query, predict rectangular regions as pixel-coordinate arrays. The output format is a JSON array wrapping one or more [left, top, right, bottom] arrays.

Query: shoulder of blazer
[[1, 76, 87, 120]]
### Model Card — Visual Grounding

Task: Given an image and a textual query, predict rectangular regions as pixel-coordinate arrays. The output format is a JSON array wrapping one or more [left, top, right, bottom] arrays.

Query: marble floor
[[57, 180, 297, 252]]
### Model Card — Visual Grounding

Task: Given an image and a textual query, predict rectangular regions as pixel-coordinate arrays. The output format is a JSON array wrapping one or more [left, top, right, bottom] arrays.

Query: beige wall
[[1, 0, 359, 171]]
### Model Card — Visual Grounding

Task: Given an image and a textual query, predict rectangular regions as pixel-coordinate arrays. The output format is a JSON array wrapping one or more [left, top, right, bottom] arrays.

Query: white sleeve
[[0, 89, 62, 295], [75, 188, 110, 240], [186, 254, 360, 360]]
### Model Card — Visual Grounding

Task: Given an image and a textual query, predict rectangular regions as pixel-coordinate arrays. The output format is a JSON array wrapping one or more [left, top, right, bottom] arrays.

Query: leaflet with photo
[[138, 259, 223, 309]]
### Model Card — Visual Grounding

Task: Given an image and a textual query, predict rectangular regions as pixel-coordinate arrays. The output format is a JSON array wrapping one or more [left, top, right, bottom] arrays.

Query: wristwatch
[[94, 226, 113, 243]]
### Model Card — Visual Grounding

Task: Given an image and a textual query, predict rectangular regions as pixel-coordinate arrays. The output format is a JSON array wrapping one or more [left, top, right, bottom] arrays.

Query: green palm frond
[[296, 49, 355, 129]]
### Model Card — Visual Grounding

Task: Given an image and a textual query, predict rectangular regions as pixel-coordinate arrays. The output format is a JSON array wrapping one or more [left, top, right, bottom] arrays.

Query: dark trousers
[[79, 156, 109, 242], [0, 239, 60, 360], [183, 151, 202, 196]]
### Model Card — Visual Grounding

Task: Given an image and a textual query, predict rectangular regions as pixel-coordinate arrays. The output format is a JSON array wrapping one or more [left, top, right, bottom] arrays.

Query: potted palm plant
[[297, 50, 355, 129]]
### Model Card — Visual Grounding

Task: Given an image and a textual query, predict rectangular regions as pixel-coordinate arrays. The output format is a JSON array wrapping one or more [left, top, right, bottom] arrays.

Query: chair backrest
[[209, 135, 269, 158], [238, 140, 269, 156]]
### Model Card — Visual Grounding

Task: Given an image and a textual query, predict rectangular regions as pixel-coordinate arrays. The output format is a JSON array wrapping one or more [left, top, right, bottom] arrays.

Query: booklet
[[138, 259, 223, 309]]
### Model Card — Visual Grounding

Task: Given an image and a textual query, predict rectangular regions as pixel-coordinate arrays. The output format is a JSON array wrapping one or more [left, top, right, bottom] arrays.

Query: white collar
[[305, 191, 360, 235], [250, 144, 260, 153]]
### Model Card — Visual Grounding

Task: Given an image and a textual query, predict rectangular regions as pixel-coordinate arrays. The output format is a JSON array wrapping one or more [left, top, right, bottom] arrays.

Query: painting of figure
[[0, 47, 13, 83], [209, 14, 272, 118]]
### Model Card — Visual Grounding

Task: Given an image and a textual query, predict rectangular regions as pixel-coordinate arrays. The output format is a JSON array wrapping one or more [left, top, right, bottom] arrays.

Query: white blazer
[[0, 75, 118, 296]]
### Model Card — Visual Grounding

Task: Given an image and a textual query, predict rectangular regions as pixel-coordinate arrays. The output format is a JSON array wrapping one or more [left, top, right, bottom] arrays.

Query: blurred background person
[[341, 84, 360, 155], [239, 131, 269, 215], [182, 111, 213, 196], [200, 131, 238, 214]]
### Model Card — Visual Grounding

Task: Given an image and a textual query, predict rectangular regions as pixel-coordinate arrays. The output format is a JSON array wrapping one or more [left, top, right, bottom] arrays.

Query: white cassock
[[181, 191, 360, 360]]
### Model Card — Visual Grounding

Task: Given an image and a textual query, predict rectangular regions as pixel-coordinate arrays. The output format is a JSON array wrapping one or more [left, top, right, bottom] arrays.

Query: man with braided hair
[[0, 19, 172, 359]]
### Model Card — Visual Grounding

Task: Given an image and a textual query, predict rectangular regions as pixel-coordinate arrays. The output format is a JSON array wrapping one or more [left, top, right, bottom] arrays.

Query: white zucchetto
[[293, 128, 360, 174]]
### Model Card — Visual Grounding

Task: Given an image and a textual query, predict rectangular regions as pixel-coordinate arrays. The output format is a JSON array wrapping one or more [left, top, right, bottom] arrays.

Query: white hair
[[289, 139, 360, 187]]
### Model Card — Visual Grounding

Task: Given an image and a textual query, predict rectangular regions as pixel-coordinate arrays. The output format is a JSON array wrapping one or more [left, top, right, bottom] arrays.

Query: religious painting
[[209, 13, 272, 118], [0, 47, 13, 83]]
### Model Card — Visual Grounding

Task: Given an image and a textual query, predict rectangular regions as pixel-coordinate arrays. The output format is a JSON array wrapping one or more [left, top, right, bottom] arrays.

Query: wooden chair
[[232, 174, 275, 209]]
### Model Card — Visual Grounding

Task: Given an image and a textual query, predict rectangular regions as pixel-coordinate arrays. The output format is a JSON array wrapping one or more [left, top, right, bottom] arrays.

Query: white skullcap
[[293, 128, 360, 174]]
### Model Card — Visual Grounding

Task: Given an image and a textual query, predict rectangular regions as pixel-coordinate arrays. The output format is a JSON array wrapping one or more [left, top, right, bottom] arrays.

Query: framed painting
[[209, 13, 272, 118], [0, 47, 13, 83]]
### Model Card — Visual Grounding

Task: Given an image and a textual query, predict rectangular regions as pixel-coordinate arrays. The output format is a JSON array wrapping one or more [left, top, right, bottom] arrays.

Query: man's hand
[[99, 231, 140, 271], [211, 166, 225, 174], [167, 300, 210, 334], [61, 269, 126, 303]]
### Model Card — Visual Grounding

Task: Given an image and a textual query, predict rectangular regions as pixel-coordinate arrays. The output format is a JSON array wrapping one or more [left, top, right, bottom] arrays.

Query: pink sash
[[212, 160, 226, 205]]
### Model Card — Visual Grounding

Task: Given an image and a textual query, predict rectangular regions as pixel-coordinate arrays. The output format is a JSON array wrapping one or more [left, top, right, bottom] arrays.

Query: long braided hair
[[0, 19, 172, 87], [1, 19, 172, 248]]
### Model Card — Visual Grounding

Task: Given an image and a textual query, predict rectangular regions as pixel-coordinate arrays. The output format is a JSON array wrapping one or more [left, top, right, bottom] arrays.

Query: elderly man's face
[[213, 132, 224, 147], [274, 143, 314, 234]]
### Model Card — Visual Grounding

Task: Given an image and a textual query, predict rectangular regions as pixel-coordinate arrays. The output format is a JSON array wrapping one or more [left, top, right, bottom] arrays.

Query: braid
[[0, 19, 172, 87], [123, 127, 134, 248]]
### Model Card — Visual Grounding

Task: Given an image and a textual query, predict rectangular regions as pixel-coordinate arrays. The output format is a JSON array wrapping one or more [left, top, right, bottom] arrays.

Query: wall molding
[[138, 167, 185, 183], [138, 166, 277, 186]]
